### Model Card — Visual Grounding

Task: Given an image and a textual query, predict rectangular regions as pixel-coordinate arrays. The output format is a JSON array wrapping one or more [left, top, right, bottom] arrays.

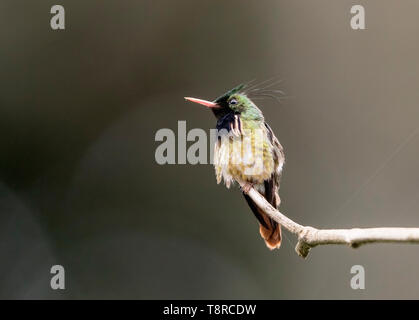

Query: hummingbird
[[185, 83, 285, 249]]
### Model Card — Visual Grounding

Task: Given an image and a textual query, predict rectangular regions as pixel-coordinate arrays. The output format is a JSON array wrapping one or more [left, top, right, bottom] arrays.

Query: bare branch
[[240, 182, 419, 258]]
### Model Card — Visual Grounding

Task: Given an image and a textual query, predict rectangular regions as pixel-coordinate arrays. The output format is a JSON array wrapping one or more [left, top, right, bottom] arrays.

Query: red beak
[[184, 97, 218, 108]]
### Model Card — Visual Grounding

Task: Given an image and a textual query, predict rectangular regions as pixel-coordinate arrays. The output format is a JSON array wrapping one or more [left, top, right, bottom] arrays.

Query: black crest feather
[[214, 83, 246, 105]]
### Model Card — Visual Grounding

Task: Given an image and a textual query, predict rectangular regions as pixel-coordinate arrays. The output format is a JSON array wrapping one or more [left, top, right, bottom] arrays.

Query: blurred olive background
[[1, 0, 419, 299]]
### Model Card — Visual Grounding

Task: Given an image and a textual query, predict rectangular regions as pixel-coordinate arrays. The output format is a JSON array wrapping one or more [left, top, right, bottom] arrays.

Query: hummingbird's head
[[185, 84, 263, 121]]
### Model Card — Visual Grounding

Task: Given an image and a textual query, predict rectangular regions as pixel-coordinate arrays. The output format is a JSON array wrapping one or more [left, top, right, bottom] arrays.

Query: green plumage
[[186, 84, 285, 250]]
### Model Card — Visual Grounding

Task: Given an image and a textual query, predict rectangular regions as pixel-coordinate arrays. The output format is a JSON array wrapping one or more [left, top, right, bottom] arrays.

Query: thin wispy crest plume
[[241, 76, 289, 104]]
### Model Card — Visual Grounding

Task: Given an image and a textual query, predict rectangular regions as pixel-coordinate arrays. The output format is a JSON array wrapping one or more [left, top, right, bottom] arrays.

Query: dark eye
[[229, 99, 237, 105]]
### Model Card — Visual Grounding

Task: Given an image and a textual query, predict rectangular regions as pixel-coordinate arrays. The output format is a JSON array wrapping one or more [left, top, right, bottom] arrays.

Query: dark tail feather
[[243, 193, 269, 229], [243, 193, 282, 250]]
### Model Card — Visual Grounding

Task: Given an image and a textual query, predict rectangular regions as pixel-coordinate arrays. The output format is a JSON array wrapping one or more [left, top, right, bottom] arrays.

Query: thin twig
[[240, 182, 419, 258]]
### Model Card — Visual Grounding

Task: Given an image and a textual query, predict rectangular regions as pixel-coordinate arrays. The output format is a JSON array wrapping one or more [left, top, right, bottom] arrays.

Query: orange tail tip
[[260, 223, 282, 250], [242, 192, 282, 250]]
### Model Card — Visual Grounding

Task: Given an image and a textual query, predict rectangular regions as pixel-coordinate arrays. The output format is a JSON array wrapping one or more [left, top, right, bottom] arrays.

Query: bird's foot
[[241, 182, 253, 194]]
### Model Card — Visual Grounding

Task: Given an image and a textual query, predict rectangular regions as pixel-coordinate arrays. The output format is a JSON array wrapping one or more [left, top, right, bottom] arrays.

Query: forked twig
[[240, 182, 419, 258]]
